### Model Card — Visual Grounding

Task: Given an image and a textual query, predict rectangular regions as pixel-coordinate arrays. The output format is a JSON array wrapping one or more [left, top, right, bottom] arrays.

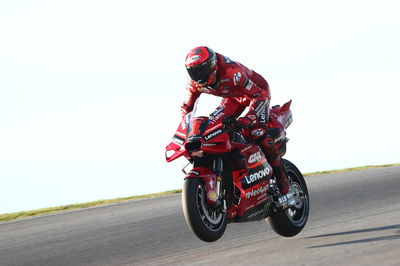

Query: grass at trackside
[[303, 163, 400, 176], [0, 189, 181, 223], [1, 163, 399, 223]]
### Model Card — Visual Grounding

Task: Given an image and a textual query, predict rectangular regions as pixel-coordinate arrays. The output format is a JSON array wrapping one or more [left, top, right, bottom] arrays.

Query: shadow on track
[[309, 235, 400, 248], [307, 224, 400, 248], [308, 224, 400, 238]]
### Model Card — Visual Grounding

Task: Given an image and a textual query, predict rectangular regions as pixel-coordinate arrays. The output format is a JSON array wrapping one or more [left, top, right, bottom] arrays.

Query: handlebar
[[222, 117, 250, 144], [222, 117, 250, 131]]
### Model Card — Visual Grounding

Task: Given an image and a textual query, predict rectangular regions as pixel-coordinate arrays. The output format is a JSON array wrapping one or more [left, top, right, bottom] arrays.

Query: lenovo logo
[[204, 128, 223, 141], [244, 167, 270, 185]]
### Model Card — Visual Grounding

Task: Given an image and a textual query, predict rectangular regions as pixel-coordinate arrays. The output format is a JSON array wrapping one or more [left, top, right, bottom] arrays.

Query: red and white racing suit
[[181, 53, 289, 194]]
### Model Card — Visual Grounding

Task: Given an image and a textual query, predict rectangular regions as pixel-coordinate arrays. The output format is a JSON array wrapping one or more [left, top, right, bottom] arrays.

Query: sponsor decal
[[251, 128, 265, 137], [189, 170, 200, 175], [207, 190, 217, 201], [210, 107, 224, 117], [278, 195, 289, 204], [210, 112, 224, 123], [245, 201, 271, 220], [263, 202, 271, 217], [241, 146, 252, 152], [210, 108, 225, 123], [246, 209, 264, 219], [259, 110, 266, 123], [172, 135, 185, 145], [245, 80, 254, 90], [244, 167, 270, 186], [284, 115, 293, 128], [233, 72, 242, 86], [203, 143, 217, 146], [248, 151, 262, 164], [274, 132, 286, 144], [220, 78, 231, 83], [188, 55, 201, 63], [257, 193, 268, 201], [241, 163, 272, 189], [204, 128, 223, 141], [209, 179, 214, 189], [254, 101, 266, 115], [246, 184, 268, 199], [274, 131, 286, 143], [242, 78, 249, 87]]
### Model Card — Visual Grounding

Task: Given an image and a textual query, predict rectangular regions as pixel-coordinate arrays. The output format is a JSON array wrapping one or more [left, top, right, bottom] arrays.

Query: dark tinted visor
[[186, 61, 213, 84]]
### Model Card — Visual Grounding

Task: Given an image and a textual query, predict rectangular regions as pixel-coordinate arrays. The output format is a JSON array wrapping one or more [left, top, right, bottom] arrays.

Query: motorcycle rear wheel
[[267, 159, 309, 237], [182, 178, 227, 242]]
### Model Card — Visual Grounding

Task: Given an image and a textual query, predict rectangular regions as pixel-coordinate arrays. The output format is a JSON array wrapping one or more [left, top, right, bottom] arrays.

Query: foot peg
[[275, 184, 303, 209]]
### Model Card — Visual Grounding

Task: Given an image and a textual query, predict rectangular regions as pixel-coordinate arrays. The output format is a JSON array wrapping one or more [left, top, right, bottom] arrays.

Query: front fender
[[185, 167, 218, 205]]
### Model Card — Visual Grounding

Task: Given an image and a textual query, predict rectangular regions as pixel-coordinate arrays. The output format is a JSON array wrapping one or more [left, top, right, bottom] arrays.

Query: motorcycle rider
[[181, 46, 291, 195]]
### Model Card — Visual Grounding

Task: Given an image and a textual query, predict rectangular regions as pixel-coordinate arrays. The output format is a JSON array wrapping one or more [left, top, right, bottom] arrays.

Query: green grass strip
[[0, 189, 181, 223], [1, 163, 399, 223], [303, 163, 400, 176]]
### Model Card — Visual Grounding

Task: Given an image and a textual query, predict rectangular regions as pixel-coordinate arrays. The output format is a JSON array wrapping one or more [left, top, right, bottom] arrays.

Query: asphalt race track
[[1, 166, 400, 266]]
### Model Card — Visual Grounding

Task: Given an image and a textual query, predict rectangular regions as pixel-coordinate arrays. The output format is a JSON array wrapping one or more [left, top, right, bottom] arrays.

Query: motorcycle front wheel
[[267, 159, 310, 237], [182, 178, 227, 242]]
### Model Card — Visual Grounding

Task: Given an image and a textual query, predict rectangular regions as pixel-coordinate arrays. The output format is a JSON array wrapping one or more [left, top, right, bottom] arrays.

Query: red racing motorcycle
[[165, 98, 309, 242]]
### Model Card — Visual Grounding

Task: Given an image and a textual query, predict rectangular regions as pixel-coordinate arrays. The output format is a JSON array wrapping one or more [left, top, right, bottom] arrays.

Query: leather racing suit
[[181, 53, 290, 194]]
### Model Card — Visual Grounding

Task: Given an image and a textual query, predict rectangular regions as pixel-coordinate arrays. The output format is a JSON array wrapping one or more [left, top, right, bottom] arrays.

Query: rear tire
[[182, 178, 227, 242], [267, 159, 309, 237]]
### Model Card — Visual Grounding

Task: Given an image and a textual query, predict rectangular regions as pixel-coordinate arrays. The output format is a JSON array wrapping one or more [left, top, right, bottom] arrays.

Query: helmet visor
[[186, 61, 214, 84]]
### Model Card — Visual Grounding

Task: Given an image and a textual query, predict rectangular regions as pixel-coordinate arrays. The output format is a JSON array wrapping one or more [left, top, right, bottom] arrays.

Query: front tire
[[182, 178, 227, 242], [267, 159, 310, 237]]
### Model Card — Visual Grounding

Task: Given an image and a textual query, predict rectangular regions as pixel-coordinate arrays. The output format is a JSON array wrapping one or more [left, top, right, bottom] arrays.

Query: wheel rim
[[196, 182, 225, 231], [284, 170, 309, 226]]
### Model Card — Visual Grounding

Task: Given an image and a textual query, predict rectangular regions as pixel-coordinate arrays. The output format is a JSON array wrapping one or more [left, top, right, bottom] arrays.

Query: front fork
[[183, 157, 226, 209], [214, 157, 227, 212]]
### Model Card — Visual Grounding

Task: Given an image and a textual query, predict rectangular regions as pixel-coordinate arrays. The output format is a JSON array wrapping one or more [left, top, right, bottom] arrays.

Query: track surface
[[1, 166, 400, 266]]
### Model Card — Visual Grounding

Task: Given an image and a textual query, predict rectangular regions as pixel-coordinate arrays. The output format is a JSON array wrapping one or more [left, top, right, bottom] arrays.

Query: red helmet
[[185, 46, 218, 87]]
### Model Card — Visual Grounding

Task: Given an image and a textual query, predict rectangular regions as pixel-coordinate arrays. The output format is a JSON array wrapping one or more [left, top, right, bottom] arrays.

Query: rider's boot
[[259, 138, 291, 195], [274, 163, 290, 195]]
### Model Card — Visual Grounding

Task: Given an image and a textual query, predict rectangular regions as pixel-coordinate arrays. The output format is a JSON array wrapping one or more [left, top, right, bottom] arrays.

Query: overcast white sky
[[1, 0, 399, 213]]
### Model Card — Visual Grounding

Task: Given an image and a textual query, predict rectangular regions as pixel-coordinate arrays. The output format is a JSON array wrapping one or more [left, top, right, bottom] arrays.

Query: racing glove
[[237, 115, 257, 128]]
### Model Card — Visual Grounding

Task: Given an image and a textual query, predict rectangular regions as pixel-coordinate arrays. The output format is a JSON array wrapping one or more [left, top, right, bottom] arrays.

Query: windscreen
[[187, 93, 222, 121]]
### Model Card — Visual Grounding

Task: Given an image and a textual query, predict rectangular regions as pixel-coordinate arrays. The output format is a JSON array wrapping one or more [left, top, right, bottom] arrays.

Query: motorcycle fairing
[[227, 145, 273, 220], [269, 100, 293, 129], [184, 166, 218, 205], [165, 118, 190, 162], [267, 100, 292, 156], [166, 100, 293, 162], [166, 99, 295, 223], [201, 130, 232, 154]]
